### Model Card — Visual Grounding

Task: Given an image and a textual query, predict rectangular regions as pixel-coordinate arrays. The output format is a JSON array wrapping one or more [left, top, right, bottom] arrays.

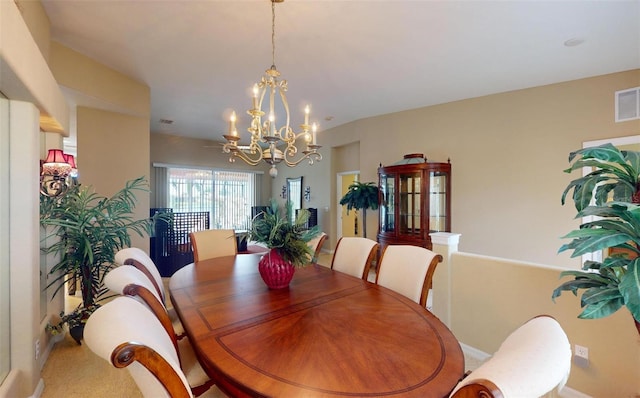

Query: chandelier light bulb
[[312, 123, 317, 145], [229, 111, 237, 137], [252, 84, 259, 109]]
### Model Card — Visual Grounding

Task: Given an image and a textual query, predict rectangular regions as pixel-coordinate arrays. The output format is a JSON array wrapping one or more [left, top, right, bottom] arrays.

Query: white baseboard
[[28, 378, 44, 398], [459, 342, 491, 362], [40, 332, 64, 368], [558, 386, 592, 398]]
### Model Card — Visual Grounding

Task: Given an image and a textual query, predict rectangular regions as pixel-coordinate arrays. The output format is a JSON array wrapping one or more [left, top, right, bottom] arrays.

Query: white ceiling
[[41, 0, 640, 144]]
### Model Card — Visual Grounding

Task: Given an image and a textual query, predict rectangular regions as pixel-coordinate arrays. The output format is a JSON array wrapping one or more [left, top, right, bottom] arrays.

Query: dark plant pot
[[258, 249, 295, 289], [236, 236, 248, 252], [69, 325, 84, 345]]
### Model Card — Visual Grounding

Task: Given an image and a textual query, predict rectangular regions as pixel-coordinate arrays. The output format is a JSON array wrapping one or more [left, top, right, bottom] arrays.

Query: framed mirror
[[580, 135, 640, 264], [287, 177, 303, 222]]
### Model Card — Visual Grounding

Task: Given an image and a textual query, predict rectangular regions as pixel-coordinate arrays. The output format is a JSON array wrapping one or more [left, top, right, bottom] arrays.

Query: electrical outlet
[[573, 344, 589, 368], [35, 339, 40, 360], [574, 344, 588, 359]]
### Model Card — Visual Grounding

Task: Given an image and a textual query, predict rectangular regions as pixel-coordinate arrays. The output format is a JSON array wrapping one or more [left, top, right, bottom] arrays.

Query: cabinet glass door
[[380, 174, 395, 232], [429, 171, 447, 232], [399, 172, 421, 236]]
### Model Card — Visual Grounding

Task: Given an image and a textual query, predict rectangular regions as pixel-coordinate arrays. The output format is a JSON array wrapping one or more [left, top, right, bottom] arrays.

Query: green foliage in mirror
[[554, 144, 640, 324], [561, 143, 640, 212]]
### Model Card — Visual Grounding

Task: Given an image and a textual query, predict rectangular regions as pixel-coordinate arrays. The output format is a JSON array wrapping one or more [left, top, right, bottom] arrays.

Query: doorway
[[336, 171, 360, 240]]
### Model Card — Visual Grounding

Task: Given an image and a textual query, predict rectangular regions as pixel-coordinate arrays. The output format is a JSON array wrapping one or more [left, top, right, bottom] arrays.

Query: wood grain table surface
[[169, 254, 464, 397]]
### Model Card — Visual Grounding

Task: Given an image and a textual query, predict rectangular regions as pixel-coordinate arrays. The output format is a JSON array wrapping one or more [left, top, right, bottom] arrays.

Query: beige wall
[[259, 145, 332, 242], [49, 42, 150, 118], [321, 70, 640, 268], [0, 0, 68, 134], [76, 107, 150, 250], [447, 251, 640, 397], [49, 43, 152, 252], [14, 0, 51, 62]]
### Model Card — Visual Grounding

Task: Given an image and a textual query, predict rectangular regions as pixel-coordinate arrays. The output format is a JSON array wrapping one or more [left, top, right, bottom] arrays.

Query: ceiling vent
[[615, 87, 640, 122]]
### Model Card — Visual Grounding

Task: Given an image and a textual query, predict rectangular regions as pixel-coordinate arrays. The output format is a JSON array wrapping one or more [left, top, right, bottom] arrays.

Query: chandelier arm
[[282, 150, 323, 167], [222, 142, 264, 166], [278, 86, 291, 135]]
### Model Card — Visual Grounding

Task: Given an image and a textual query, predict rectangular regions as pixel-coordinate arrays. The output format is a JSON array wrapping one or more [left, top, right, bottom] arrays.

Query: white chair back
[[84, 296, 193, 398], [115, 247, 165, 302], [375, 245, 442, 307], [330, 237, 379, 280], [190, 229, 237, 262], [307, 232, 327, 263], [450, 315, 571, 398], [105, 265, 164, 307]]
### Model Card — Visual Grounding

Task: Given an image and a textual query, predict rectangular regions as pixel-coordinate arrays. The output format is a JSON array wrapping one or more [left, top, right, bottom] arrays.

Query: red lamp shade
[[44, 149, 67, 164], [42, 149, 71, 177], [63, 154, 77, 169]]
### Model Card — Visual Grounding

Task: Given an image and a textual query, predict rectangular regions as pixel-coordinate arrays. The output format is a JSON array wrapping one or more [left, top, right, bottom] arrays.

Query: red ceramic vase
[[259, 249, 295, 289]]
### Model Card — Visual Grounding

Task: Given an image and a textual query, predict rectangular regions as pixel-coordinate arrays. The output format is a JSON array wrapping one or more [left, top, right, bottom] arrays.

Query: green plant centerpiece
[[250, 199, 319, 289], [553, 143, 640, 333], [41, 176, 160, 343], [339, 181, 380, 238]]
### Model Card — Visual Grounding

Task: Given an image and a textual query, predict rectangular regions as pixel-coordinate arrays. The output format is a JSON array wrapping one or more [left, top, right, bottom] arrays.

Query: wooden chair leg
[[191, 379, 216, 397]]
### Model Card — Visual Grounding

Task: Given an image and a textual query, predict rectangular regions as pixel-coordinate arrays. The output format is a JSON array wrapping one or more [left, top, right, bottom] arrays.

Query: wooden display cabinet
[[377, 154, 451, 251]]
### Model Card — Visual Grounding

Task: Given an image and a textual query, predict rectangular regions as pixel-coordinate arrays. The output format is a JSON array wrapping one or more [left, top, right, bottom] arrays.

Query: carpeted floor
[[41, 332, 142, 398], [40, 253, 483, 397]]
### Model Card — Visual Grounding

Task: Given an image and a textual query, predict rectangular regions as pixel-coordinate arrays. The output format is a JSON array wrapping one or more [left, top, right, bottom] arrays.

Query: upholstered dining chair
[[115, 247, 184, 336], [84, 296, 226, 398], [115, 247, 165, 301], [104, 265, 214, 395], [375, 245, 443, 307], [189, 229, 237, 262], [307, 232, 327, 264], [330, 237, 379, 280], [449, 315, 571, 398]]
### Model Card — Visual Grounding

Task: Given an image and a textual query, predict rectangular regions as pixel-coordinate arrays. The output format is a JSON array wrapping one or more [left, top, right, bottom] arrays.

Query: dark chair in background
[[150, 209, 210, 276]]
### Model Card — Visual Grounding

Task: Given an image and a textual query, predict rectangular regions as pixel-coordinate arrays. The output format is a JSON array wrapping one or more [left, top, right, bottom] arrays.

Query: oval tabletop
[[169, 255, 464, 398]]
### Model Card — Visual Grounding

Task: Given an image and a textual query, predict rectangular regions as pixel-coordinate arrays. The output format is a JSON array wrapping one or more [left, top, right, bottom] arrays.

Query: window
[[167, 167, 259, 230]]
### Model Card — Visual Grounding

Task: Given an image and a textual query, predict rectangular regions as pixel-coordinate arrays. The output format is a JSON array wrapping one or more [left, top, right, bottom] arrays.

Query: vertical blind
[[163, 166, 259, 230]]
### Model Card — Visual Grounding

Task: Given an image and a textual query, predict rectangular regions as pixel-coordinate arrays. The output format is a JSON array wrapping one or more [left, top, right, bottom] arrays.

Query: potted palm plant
[[339, 181, 380, 238], [553, 143, 640, 333], [41, 176, 161, 343], [250, 199, 319, 289]]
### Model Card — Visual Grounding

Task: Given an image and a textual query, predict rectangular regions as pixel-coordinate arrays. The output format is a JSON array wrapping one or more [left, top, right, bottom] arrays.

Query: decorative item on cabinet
[[377, 153, 451, 252]]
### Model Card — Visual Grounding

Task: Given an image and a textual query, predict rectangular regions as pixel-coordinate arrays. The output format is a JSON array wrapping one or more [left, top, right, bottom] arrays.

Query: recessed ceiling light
[[564, 38, 585, 47]]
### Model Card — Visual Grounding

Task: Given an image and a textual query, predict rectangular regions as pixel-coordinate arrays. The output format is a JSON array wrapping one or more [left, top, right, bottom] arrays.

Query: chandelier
[[222, 0, 322, 178]]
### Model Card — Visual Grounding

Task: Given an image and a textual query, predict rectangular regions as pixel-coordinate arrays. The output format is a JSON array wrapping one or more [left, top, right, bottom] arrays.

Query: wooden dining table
[[169, 254, 464, 397]]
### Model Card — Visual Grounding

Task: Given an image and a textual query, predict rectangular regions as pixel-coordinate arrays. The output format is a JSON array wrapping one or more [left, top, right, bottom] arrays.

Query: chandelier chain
[[271, 0, 276, 69]]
